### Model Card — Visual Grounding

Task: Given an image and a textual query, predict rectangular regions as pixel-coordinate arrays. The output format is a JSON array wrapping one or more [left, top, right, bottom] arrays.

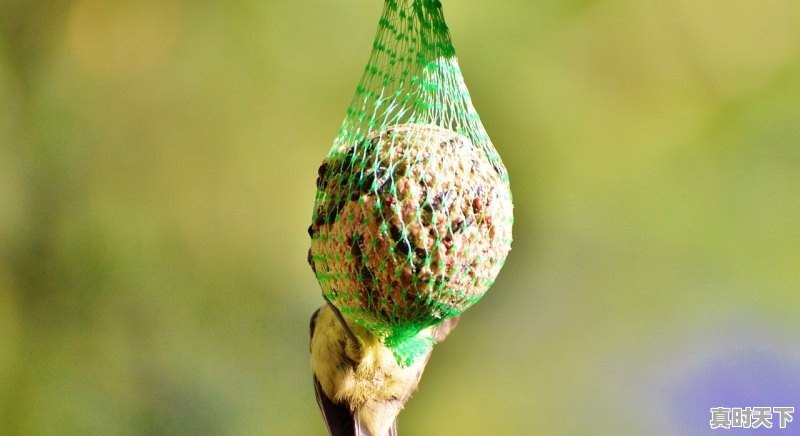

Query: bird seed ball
[[309, 123, 513, 333]]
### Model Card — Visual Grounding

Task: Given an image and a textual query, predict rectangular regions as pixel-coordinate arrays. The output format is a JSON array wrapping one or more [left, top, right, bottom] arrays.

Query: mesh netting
[[308, 0, 513, 366]]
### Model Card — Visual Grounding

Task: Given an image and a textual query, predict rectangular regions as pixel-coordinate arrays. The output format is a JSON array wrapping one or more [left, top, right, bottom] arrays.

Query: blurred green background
[[2, 0, 800, 435]]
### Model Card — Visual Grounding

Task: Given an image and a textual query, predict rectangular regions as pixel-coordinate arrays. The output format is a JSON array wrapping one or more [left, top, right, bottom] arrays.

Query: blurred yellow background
[[1, 0, 799, 435]]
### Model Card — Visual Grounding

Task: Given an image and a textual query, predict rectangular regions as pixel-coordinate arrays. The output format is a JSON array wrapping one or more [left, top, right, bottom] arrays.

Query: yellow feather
[[310, 305, 432, 435]]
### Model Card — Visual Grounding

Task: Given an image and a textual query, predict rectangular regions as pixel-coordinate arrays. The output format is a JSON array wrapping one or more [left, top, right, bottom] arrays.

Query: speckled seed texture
[[309, 123, 513, 335]]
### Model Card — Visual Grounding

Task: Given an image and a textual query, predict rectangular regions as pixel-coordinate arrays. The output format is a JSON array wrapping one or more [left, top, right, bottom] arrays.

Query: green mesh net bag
[[308, 0, 513, 365]]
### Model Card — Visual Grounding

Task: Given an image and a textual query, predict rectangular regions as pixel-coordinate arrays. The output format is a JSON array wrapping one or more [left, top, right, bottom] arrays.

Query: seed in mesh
[[309, 123, 513, 331]]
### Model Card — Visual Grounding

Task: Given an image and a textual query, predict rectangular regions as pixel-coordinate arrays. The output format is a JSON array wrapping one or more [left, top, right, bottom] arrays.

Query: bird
[[310, 298, 460, 436]]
